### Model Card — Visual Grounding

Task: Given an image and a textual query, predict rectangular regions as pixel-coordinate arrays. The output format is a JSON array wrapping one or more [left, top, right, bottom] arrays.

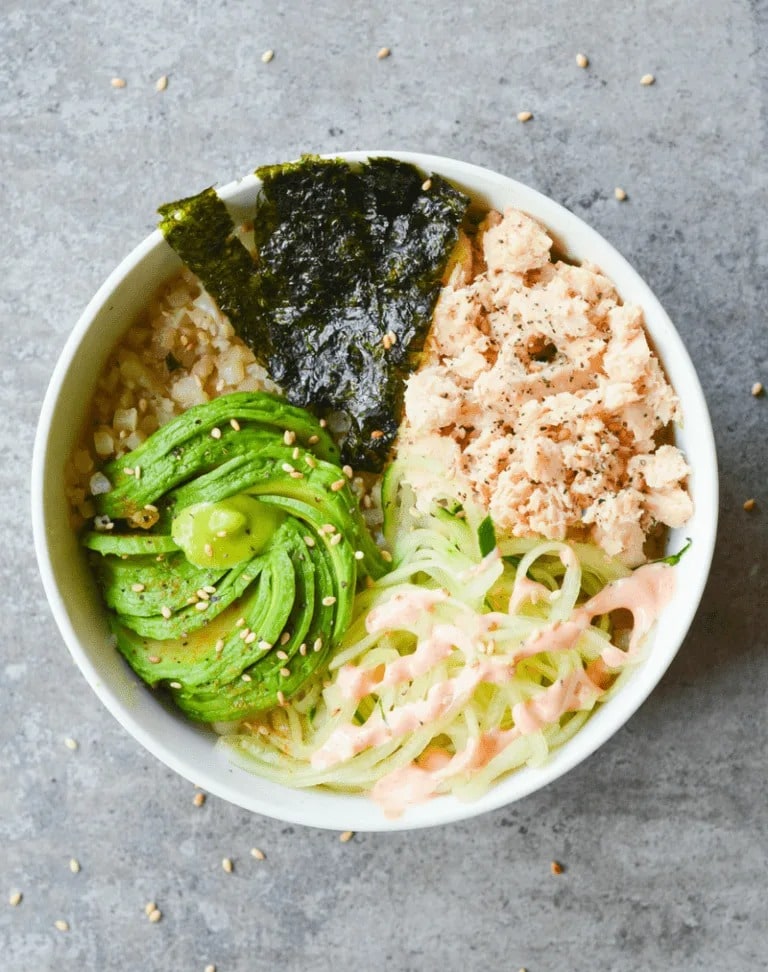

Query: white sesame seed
[[517, 111, 533, 122], [280, 631, 291, 645], [614, 187, 627, 201], [640, 73, 655, 85], [303, 535, 316, 547], [64, 737, 78, 751], [330, 479, 346, 492], [69, 858, 80, 874], [134, 466, 142, 480], [308, 434, 320, 445], [320, 523, 335, 534], [9, 891, 22, 906], [250, 847, 266, 860], [282, 463, 295, 474], [342, 465, 353, 479], [197, 589, 210, 600], [205, 965, 217, 972], [124, 467, 134, 476], [144, 901, 157, 916], [329, 532, 343, 546], [235, 617, 246, 627], [279, 668, 290, 678], [222, 857, 233, 873], [244, 631, 257, 644], [195, 601, 209, 611], [276, 650, 288, 660], [155, 74, 168, 92], [377, 46, 391, 59], [131, 583, 145, 593], [169, 681, 181, 690], [111, 77, 126, 88], [161, 605, 172, 619], [261, 49, 274, 63], [148, 655, 161, 664], [354, 550, 364, 561], [54, 919, 69, 932], [289, 470, 304, 479], [339, 830, 354, 843], [751, 381, 763, 397], [313, 638, 323, 653], [148, 908, 162, 923], [277, 690, 286, 705], [380, 549, 393, 563], [299, 643, 307, 656], [258, 640, 272, 651], [304, 455, 317, 468], [230, 418, 241, 431], [210, 427, 222, 439], [193, 791, 206, 807], [215, 639, 225, 654], [576, 52, 589, 68], [322, 595, 337, 606], [421, 179, 432, 191], [319, 418, 327, 428]]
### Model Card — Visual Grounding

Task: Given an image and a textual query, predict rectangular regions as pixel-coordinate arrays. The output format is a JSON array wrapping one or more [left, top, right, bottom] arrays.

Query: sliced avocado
[[171, 494, 285, 568], [96, 391, 339, 520], [175, 525, 341, 720], [82, 532, 179, 556], [87, 391, 389, 718], [112, 546, 295, 688]]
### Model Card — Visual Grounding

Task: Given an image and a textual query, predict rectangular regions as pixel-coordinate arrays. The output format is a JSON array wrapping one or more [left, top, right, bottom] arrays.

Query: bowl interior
[[32, 152, 718, 831]]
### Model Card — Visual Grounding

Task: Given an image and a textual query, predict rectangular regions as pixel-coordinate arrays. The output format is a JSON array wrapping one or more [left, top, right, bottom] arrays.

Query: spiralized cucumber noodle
[[219, 458, 646, 812]]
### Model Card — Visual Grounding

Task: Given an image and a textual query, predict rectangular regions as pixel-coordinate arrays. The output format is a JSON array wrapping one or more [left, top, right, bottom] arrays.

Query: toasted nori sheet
[[158, 156, 469, 470]]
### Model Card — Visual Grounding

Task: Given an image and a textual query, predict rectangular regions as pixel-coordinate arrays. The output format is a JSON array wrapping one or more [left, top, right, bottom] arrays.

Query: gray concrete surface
[[2, 1, 767, 969]]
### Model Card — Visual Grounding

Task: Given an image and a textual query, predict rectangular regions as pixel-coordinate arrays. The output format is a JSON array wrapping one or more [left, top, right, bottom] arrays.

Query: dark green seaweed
[[158, 156, 469, 470]]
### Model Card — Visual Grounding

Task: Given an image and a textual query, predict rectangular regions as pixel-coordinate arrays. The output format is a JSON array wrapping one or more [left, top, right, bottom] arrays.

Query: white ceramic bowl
[[32, 151, 718, 831]]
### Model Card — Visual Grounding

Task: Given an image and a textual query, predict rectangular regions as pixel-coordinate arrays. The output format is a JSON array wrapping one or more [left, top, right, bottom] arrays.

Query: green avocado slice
[[95, 391, 339, 520], [86, 391, 389, 717], [175, 527, 341, 720], [112, 543, 296, 688], [82, 533, 180, 556], [166, 444, 385, 579], [95, 550, 227, 619]]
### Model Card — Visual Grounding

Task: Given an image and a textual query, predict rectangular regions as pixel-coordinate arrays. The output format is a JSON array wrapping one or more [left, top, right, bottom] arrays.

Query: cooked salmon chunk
[[400, 208, 692, 565]]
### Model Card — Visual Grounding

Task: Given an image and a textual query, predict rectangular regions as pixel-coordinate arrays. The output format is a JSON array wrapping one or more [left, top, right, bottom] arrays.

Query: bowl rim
[[31, 150, 719, 830]]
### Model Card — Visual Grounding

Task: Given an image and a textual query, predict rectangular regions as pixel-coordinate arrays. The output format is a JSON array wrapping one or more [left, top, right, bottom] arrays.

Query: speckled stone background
[[2, 1, 767, 970]]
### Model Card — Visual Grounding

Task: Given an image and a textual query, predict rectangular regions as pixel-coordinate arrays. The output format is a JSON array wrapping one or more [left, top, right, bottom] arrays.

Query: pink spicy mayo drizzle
[[322, 563, 676, 815], [372, 667, 602, 818], [379, 563, 675, 817], [521, 562, 676, 668], [311, 658, 511, 770]]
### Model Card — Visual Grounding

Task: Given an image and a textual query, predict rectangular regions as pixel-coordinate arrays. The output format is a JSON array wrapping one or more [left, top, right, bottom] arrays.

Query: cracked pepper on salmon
[[400, 208, 692, 565]]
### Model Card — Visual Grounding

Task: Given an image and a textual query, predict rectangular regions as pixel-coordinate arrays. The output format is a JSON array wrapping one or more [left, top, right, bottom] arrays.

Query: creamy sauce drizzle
[[372, 667, 603, 817], [324, 563, 675, 812], [522, 562, 675, 668], [365, 587, 448, 634], [508, 575, 551, 614]]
